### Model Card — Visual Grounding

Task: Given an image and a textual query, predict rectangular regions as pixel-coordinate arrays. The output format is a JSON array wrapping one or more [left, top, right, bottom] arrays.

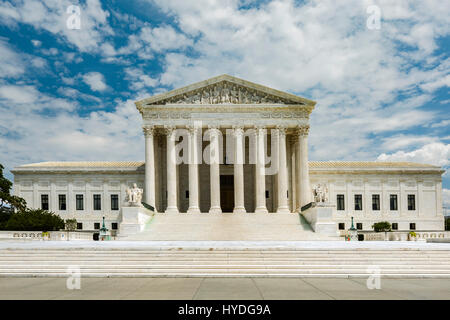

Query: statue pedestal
[[118, 206, 152, 237], [302, 202, 339, 236]]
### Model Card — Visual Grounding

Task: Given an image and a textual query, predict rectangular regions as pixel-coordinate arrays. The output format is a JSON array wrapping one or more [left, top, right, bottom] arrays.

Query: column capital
[[186, 125, 202, 135], [254, 125, 266, 134], [295, 125, 310, 137], [232, 125, 245, 136], [207, 125, 221, 136], [275, 125, 288, 136], [163, 125, 176, 136], [143, 126, 156, 137]]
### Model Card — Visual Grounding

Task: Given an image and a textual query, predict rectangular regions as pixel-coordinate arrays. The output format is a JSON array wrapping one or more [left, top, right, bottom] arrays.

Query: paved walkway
[[1, 277, 449, 300]]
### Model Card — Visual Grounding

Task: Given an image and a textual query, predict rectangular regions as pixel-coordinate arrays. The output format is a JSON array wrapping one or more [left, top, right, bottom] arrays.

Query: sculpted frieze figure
[[147, 81, 305, 105]]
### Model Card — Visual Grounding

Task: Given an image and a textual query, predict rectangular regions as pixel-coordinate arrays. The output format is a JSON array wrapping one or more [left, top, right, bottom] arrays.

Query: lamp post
[[348, 217, 358, 241], [99, 216, 110, 241]]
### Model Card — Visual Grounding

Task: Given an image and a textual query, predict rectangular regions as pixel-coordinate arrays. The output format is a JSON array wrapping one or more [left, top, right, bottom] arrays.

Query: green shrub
[[4, 209, 64, 231], [372, 221, 391, 232], [65, 219, 77, 231]]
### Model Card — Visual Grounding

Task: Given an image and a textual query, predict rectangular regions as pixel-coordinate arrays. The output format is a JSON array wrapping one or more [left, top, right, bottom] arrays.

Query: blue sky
[[0, 0, 449, 206]]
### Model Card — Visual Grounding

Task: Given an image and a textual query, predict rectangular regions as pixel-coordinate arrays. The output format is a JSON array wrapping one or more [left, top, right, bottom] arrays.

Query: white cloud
[[124, 68, 159, 92], [0, 84, 75, 112], [0, 40, 25, 77], [0, 0, 114, 54], [31, 39, 41, 47], [81, 72, 108, 92], [0, 96, 144, 178], [431, 119, 450, 128], [377, 142, 450, 167], [0, 85, 39, 104]]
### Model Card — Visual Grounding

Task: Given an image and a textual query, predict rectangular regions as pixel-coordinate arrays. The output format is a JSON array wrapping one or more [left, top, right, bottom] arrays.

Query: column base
[[209, 206, 222, 214], [255, 206, 268, 214], [276, 206, 290, 213], [187, 207, 201, 214], [233, 207, 246, 214], [165, 207, 179, 214]]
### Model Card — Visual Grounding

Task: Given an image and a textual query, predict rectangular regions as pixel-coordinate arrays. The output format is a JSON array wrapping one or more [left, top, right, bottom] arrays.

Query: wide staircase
[[1, 246, 450, 277], [121, 212, 332, 241]]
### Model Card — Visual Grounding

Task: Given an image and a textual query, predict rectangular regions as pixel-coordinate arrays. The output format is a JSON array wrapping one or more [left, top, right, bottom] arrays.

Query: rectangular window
[[337, 195, 345, 211], [76, 223, 83, 230], [93, 194, 101, 211], [392, 223, 398, 230], [356, 223, 363, 230], [410, 223, 416, 230], [372, 194, 380, 211], [111, 194, 119, 211], [41, 194, 49, 210], [265, 190, 269, 199], [408, 194, 416, 211], [112, 223, 118, 230], [338, 223, 345, 230], [94, 223, 100, 230], [76, 194, 84, 211], [185, 190, 189, 199], [58, 194, 66, 211], [354, 194, 362, 210], [390, 195, 398, 211]]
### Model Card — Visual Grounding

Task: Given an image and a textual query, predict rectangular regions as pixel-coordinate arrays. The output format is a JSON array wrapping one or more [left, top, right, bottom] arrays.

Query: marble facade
[[11, 75, 446, 233]]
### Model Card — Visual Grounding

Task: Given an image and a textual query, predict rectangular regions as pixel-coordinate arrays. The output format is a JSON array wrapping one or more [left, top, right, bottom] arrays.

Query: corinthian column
[[255, 126, 268, 213], [187, 126, 201, 213], [208, 126, 222, 214], [143, 126, 156, 211], [296, 125, 311, 209], [233, 126, 246, 213], [165, 126, 178, 213], [276, 126, 290, 213]]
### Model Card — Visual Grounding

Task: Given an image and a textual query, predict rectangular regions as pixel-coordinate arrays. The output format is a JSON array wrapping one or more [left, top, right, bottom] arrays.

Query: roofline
[[134, 74, 317, 109]]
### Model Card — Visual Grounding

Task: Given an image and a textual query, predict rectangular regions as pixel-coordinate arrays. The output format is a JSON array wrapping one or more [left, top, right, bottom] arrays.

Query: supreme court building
[[12, 75, 446, 236]]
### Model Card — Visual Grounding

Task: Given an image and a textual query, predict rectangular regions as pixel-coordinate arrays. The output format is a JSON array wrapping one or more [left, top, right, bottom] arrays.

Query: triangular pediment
[[135, 74, 315, 107]]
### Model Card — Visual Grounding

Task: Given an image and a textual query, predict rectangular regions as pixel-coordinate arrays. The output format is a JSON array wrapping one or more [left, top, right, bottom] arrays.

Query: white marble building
[[12, 75, 445, 233]]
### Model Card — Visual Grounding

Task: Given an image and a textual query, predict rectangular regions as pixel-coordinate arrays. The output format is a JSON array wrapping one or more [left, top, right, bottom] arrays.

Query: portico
[[136, 74, 315, 214]]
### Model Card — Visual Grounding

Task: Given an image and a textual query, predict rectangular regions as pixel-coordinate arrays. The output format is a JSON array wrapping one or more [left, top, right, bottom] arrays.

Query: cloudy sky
[[0, 0, 449, 207]]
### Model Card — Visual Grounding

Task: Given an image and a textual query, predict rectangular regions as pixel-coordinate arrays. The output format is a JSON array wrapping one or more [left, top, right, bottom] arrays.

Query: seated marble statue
[[125, 183, 143, 206], [313, 184, 328, 203]]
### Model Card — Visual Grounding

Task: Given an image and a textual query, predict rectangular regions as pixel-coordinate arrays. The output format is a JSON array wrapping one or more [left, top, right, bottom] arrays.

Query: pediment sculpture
[[147, 81, 304, 105]]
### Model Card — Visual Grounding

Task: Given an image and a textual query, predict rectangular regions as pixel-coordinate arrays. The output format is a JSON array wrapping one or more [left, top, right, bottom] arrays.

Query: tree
[[4, 209, 64, 231], [0, 164, 26, 212], [65, 219, 77, 231]]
